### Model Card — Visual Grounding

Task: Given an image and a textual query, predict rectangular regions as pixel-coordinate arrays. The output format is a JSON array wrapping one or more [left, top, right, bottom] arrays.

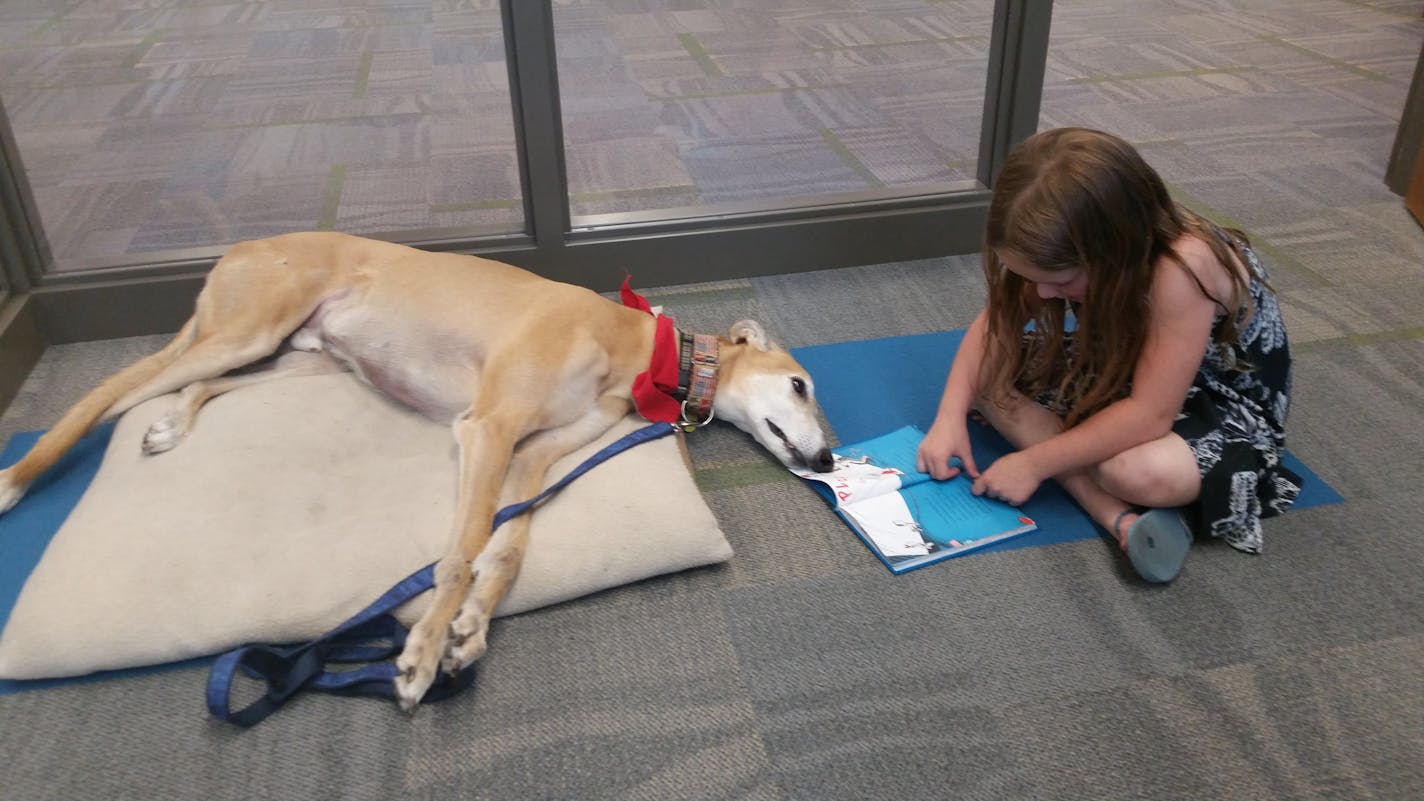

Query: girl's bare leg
[[974, 391, 1200, 547]]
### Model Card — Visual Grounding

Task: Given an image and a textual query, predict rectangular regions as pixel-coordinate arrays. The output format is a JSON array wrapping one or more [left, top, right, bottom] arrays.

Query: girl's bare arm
[[931, 308, 987, 425]]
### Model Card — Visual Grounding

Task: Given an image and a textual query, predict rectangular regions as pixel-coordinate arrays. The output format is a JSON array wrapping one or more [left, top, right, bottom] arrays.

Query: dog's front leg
[[394, 404, 522, 711], [443, 395, 632, 674]]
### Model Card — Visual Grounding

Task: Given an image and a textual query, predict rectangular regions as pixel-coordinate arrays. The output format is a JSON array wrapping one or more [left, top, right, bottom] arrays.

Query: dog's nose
[[810, 447, 834, 473]]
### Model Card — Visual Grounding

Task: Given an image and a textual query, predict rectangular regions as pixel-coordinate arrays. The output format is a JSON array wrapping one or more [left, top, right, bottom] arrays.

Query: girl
[[916, 127, 1300, 583]]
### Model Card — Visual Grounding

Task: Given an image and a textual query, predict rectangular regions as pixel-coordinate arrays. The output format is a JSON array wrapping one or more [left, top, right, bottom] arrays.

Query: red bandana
[[620, 276, 681, 423]]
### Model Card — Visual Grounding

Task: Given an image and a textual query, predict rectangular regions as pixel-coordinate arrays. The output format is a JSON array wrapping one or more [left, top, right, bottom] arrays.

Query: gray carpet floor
[[3, 0, 1424, 799]]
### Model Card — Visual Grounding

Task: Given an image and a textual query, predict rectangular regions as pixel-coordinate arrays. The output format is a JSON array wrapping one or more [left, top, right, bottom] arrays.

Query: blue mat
[[790, 330, 1342, 558]]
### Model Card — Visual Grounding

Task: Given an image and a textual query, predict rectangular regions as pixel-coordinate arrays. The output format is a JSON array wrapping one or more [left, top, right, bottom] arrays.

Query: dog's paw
[[393, 620, 446, 711], [141, 415, 184, 455], [0, 471, 27, 515], [443, 603, 490, 674]]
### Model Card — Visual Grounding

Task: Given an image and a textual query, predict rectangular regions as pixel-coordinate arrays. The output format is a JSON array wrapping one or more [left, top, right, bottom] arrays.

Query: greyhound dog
[[0, 232, 834, 709]]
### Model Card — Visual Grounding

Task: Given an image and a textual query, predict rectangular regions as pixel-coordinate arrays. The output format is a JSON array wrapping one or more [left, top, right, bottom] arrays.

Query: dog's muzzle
[[766, 419, 833, 472], [805, 447, 834, 473]]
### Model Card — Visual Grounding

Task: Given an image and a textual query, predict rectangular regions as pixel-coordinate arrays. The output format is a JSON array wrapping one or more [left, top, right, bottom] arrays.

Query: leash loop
[[206, 421, 676, 727]]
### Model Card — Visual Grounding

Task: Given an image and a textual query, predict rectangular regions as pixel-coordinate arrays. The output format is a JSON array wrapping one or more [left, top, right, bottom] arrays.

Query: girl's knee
[[975, 391, 1064, 450], [1094, 440, 1200, 507]]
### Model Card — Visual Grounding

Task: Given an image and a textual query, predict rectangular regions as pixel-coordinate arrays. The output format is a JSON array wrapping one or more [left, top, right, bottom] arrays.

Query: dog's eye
[[790, 376, 807, 397]]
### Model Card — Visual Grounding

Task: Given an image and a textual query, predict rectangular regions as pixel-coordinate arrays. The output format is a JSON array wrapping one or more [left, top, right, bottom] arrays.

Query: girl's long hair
[[981, 127, 1255, 427]]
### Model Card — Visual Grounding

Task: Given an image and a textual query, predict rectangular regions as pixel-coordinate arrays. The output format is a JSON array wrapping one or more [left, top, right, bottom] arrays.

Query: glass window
[[0, 1, 522, 273], [553, 0, 993, 220]]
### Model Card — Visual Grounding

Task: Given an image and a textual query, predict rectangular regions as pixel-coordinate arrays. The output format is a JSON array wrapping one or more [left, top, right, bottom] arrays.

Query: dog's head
[[713, 320, 834, 473]]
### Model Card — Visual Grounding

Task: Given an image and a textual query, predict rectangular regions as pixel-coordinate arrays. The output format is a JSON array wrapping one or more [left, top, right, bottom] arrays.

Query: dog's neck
[[625, 313, 723, 429], [620, 278, 723, 428]]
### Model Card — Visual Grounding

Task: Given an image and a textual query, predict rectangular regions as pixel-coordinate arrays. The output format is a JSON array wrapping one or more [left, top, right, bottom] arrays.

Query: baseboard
[[0, 293, 45, 416], [31, 272, 204, 343], [25, 197, 987, 344]]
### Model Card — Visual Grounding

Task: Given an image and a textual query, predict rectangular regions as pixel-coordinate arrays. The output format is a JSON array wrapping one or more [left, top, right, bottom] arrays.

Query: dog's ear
[[728, 320, 773, 351]]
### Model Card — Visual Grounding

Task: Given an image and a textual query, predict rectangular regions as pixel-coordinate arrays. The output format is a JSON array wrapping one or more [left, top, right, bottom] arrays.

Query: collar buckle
[[678, 400, 716, 433]]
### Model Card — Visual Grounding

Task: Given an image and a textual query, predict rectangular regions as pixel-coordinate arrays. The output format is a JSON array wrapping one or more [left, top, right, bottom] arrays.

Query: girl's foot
[[1112, 508, 1192, 584]]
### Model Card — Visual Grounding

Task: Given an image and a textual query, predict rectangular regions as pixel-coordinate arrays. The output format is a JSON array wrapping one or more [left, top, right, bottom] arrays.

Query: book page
[[789, 454, 906, 506], [899, 479, 1032, 548], [832, 425, 924, 477], [789, 425, 927, 504], [837, 493, 931, 557]]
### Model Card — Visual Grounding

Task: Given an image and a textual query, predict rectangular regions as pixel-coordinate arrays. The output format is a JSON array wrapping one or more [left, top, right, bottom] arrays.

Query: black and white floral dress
[[1024, 233, 1301, 552], [1171, 234, 1300, 552]]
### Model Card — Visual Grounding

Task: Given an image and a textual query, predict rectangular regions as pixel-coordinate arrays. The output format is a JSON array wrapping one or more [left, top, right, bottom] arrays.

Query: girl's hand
[[916, 418, 980, 481], [972, 451, 1043, 506]]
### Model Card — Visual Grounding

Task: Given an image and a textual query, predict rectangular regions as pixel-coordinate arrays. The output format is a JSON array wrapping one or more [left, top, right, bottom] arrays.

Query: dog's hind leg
[[0, 309, 313, 514], [105, 237, 351, 432], [442, 395, 633, 674], [141, 350, 344, 454], [0, 318, 199, 514], [105, 327, 300, 421]]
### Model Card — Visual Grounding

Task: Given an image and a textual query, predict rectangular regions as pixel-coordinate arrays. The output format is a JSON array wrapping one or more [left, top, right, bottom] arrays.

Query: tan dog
[[0, 232, 833, 709]]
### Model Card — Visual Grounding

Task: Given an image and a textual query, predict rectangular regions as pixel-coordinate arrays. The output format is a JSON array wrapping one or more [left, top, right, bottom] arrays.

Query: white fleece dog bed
[[0, 373, 731, 681]]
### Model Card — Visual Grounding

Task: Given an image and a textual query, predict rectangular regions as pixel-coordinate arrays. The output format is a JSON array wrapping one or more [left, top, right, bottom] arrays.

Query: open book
[[791, 425, 1038, 574]]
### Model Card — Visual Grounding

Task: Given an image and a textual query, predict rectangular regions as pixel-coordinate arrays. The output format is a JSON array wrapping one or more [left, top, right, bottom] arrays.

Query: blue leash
[[206, 421, 676, 727]]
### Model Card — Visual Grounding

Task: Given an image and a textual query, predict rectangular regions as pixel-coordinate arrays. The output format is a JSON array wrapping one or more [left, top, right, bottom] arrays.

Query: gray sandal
[[1113, 508, 1192, 584]]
